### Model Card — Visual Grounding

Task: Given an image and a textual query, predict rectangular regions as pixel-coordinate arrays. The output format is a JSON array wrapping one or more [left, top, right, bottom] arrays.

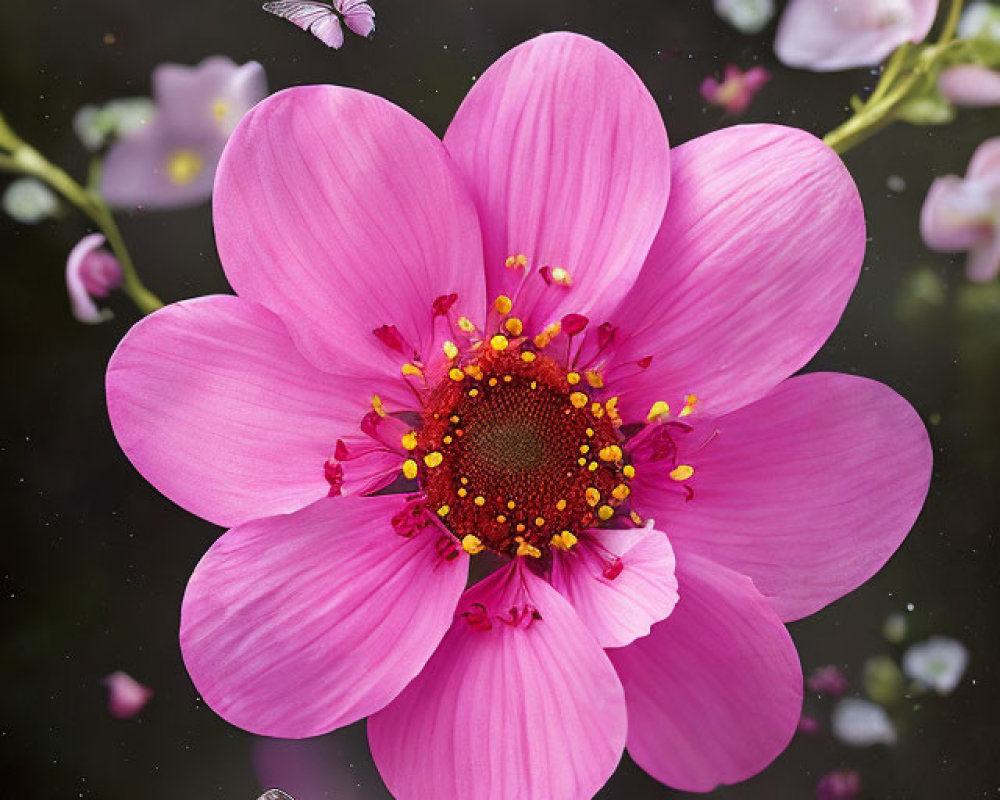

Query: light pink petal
[[214, 85, 485, 379], [549, 524, 678, 648], [107, 295, 382, 527], [608, 552, 802, 793], [103, 671, 154, 719], [368, 561, 626, 800], [443, 32, 670, 332], [776, 0, 938, 72], [939, 65, 1000, 108], [181, 495, 468, 738], [967, 136, 1000, 180], [634, 372, 932, 621], [920, 175, 996, 252], [66, 233, 113, 324], [967, 233, 1000, 281], [608, 125, 864, 420]]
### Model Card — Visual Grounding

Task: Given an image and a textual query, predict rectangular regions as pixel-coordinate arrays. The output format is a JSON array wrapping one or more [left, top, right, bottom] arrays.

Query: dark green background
[[2, 0, 998, 797]]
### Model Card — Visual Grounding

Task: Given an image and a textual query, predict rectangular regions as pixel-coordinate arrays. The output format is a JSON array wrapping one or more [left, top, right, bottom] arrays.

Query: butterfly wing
[[257, 791, 295, 800], [335, 0, 375, 37], [262, 1, 345, 48]]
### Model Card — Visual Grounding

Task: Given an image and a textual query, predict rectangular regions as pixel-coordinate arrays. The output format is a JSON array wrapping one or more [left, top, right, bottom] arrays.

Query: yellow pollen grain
[[464, 364, 483, 380], [647, 400, 670, 421], [585, 487, 601, 507], [623, 464, 636, 479], [443, 340, 459, 359], [496, 514, 507, 523], [458, 316, 476, 333], [443, 435, 453, 445], [516, 537, 541, 558], [585, 370, 604, 388], [468, 388, 480, 397], [551, 531, 578, 551], [585, 427, 594, 438], [670, 464, 695, 481], [570, 392, 588, 409], [450, 415, 461, 424], [457, 487, 468, 498], [680, 394, 698, 417], [474, 495, 486, 507], [424, 451, 443, 468], [437, 505, 450, 517], [566, 372, 581, 385], [534, 517, 546, 527], [516, 523, 526, 533], [488, 377, 498, 387], [599, 445, 623, 462], [612, 483, 631, 501], [212, 99, 229, 124], [556, 499, 567, 511], [401, 363, 422, 377], [449, 367, 465, 382], [462, 534, 485, 555], [505, 253, 528, 270], [402, 459, 418, 480], [597, 505, 615, 521], [521, 351, 537, 363], [371, 394, 386, 417], [460, 476, 469, 485], [579, 444, 590, 454], [503, 374, 512, 383], [494, 295, 513, 315], [507, 500, 516, 510], [401, 431, 418, 451], [578, 457, 587, 466], [588, 461, 599, 472], [530, 381, 538, 390], [630, 510, 644, 525], [490, 334, 509, 351], [504, 317, 523, 336], [550, 266, 572, 286], [591, 403, 605, 419], [166, 148, 204, 185]]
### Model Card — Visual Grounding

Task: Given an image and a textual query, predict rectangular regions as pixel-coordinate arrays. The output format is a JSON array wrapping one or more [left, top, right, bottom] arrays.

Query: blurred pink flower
[[938, 64, 1000, 107], [66, 233, 123, 324], [701, 65, 771, 114], [107, 32, 931, 798], [816, 769, 862, 800], [807, 664, 849, 695], [921, 138, 1000, 281], [101, 57, 267, 209], [798, 713, 822, 734], [776, 0, 938, 71], [103, 670, 153, 719]]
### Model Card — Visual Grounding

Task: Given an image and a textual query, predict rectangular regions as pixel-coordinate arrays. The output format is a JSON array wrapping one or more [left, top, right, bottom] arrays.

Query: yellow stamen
[[550, 267, 572, 286], [401, 363, 422, 377], [468, 388, 480, 397], [550, 531, 578, 551], [464, 363, 483, 380], [597, 504, 615, 521], [458, 316, 476, 333], [579, 444, 590, 454], [556, 499, 567, 511], [443, 435, 453, 445], [680, 394, 698, 417], [401, 431, 418, 451], [516, 537, 542, 558], [591, 402, 605, 419], [474, 495, 486, 507], [612, 483, 631, 501], [505, 253, 528, 270], [647, 400, 670, 421], [584, 370, 604, 388], [462, 534, 485, 555], [212, 99, 229, 124], [437, 505, 450, 517], [630, 510, 644, 525], [490, 334, 509, 351], [443, 340, 459, 359], [578, 457, 587, 466], [521, 351, 537, 363], [585, 427, 594, 438], [588, 461, 599, 472], [371, 394, 386, 417], [494, 295, 513, 315], [599, 445, 623, 462], [623, 464, 636, 479], [670, 464, 695, 481], [448, 367, 464, 381], [534, 517, 545, 527], [507, 500, 516, 510], [166, 149, 204, 185], [424, 451, 443, 468], [402, 459, 418, 479], [504, 317, 523, 336], [566, 372, 581, 385], [585, 487, 601, 507], [457, 487, 468, 498], [570, 392, 588, 409], [496, 514, 507, 523]]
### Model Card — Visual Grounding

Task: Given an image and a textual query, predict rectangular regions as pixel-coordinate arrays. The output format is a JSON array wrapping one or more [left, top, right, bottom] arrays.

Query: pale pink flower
[[938, 64, 1000, 107], [808, 664, 850, 695], [101, 57, 267, 209], [107, 33, 931, 797], [66, 233, 123, 324], [921, 137, 1000, 281], [776, 0, 939, 72], [103, 670, 153, 719], [700, 65, 771, 114], [817, 769, 862, 800]]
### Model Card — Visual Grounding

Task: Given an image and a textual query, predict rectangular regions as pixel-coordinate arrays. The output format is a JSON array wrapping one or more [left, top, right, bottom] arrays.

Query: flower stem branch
[[0, 112, 163, 315], [822, 0, 965, 155]]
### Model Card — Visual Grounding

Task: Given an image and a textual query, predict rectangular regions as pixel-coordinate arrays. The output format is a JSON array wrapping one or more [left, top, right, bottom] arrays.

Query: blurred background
[[1, 0, 998, 797]]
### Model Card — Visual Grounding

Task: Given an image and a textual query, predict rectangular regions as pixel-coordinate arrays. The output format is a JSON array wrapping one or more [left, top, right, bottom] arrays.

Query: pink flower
[[938, 64, 1000, 107], [817, 769, 862, 800], [700, 65, 771, 114], [66, 233, 123, 324], [775, 0, 938, 72], [808, 664, 850, 695], [101, 57, 267, 209], [103, 670, 153, 719], [921, 138, 1000, 281], [106, 33, 932, 797]]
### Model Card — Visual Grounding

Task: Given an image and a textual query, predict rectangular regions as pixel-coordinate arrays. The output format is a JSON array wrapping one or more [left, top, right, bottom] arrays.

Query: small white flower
[[903, 636, 969, 694], [958, 2, 1000, 42], [714, 0, 776, 34], [831, 698, 897, 746], [2, 177, 59, 224]]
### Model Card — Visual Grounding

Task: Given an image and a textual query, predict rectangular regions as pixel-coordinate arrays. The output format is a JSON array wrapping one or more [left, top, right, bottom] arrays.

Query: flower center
[[413, 343, 632, 558]]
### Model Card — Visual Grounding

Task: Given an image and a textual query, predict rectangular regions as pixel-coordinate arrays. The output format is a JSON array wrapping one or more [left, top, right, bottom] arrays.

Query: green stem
[[0, 112, 163, 315], [822, 0, 965, 156]]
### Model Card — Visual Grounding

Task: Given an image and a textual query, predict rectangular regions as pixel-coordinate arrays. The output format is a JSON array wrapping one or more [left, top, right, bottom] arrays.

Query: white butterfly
[[262, 0, 375, 49]]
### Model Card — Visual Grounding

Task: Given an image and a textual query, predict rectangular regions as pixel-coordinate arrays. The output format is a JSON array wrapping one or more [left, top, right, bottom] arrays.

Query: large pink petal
[[608, 125, 864, 420], [368, 561, 626, 800], [214, 85, 486, 378], [608, 552, 802, 793], [775, 0, 938, 72], [180, 495, 468, 738], [107, 295, 379, 527], [443, 32, 670, 332], [549, 525, 678, 648], [634, 372, 931, 621]]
